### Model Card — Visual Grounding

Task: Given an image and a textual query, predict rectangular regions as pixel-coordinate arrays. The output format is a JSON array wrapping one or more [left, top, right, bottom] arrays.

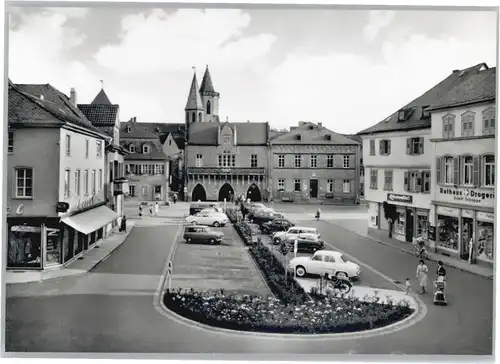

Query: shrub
[[164, 288, 414, 334]]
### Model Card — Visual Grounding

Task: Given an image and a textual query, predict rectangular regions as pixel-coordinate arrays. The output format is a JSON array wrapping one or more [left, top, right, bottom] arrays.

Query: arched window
[[191, 112, 196, 123], [198, 112, 202, 122], [207, 100, 211, 115], [462, 156, 473, 185], [444, 156, 454, 184], [483, 154, 495, 186]]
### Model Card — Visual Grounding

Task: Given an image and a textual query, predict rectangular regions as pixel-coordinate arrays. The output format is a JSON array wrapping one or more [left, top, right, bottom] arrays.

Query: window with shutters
[[482, 107, 495, 136], [278, 155, 285, 168], [379, 140, 391, 155], [483, 154, 495, 187], [444, 156, 455, 184], [408, 171, 420, 192], [461, 111, 475, 137], [422, 171, 430, 193], [406, 137, 424, 155], [294, 155, 301, 168], [383, 170, 393, 190], [442, 114, 455, 138], [369, 140, 376, 155], [370, 169, 378, 189], [461, 156, 474, 186], [327, 154, 334, 168]]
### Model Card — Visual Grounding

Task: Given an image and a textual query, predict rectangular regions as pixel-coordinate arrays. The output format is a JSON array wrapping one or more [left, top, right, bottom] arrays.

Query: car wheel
[[273, 237, 281, 245], [186, 238, 191, 244], [296, 266, 306, 277], [310, 246, 318, 253], [209, 238, 216, 245], [336, 271, 348, 279], [213, 221, 220, 227]]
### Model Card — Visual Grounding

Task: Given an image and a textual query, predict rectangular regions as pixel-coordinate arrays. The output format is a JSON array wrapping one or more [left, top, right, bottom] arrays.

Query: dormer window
[[325, 134, 332, 141], [422, 106, 431, 119], [308, 125, 314, 130], [126, 125, 131, 133], [398, 110, 405, 121], [155, 126, 160, 132], [294, 134, 302, 141], [143, 144, 150, 154], [129, 144, 136, 153]]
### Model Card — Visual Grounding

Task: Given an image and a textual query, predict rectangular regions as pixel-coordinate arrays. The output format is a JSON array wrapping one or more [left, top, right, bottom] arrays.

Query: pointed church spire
[[199, 65, 216, 94], [185, 69, 203, 110], [91, 88, 112, 105]]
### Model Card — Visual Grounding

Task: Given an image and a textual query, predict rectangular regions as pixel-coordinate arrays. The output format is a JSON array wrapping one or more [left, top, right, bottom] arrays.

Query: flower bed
[[164, 288, 414, 334]]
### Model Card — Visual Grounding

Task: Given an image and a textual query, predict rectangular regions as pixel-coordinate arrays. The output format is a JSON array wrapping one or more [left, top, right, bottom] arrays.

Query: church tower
[[185, 70, 205, 125], [199, 65, 220, 123]]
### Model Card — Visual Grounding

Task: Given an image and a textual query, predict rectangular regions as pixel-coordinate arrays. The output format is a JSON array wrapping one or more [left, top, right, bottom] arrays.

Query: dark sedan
[[261, 218, 295, 234]]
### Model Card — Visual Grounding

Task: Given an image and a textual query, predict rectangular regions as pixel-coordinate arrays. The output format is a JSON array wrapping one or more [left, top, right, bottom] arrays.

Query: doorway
[[247, 184, 262, 202], [191, 184, 207, 202], [461, 217, 473, 260], [218, 183, 234, 202], [405, 209, 414, 243], [309, 179, 318, 198]]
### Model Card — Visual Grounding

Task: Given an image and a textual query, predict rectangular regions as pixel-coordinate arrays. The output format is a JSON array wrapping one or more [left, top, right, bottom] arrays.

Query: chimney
[[70, 87, 77, 105], [318, 122, 322, 127]]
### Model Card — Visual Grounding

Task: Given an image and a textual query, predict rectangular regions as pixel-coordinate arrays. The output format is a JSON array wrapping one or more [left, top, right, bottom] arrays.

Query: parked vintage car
[[288, 250, 361, 279], [261, 218, 295, 234], [189, 202, 222, 215], [185, 211, 229, 227], [183, 226, 224, 245], [200, 207, 224, 214], [272, 226, 320, 244], [286, 234, 325, 253]]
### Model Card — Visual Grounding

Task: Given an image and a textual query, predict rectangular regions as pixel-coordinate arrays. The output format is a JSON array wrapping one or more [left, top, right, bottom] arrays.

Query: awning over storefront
[[61, 206, 119, 235]]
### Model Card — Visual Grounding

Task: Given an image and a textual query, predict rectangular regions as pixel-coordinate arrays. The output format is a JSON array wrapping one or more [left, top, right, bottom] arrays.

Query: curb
[[330, 223, 493, 280]]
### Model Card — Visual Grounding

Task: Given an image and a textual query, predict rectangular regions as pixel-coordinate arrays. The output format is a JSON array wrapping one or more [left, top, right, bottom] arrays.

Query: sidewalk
[[5, 221, 136, 284], [330, 222, 494, 280], [124, 201, 189, 219]]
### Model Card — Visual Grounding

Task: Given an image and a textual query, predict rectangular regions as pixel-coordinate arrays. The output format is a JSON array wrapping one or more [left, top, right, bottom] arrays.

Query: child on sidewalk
[[405, 278, 412, 295]]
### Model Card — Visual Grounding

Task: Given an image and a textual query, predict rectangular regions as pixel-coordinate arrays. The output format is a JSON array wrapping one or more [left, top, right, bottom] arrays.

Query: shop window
[[310, 155, 317, 168], [395, 210, 405, 235], [462, 156, 474, 186], [379, 139, 391, 155], [437, 215, 459, 251], [294, 179, 301, 192], [7, 225, 42, 268], [477, 221, 494, 261], [278, 155, 285, 168], [483, 154, 495, 187], [370, 169, 378, 189], [327, 154, 334, 168], [416, 215, 429, 239], [45, 226, 61, 265], [63, 226, 76, 262], [461, 111, 475, 137], [294, 155, 301, 168], [369, 140, 375, 155], [383, 169, 393, 190], [406, 137, 424, 155], [15, 167, 33, 198], [277, 179, 285, 191]]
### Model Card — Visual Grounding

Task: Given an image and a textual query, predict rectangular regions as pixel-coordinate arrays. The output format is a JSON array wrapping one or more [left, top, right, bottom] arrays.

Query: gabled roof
[[78, 104, 119, 127], [91, 89, 112, 105], [357, 63, 494, 135], [427, 64, 496, 110], [120, 122, 161, 139], [188, 121, 269, 145], [199, 66, 217, 95], [10, 83, 103, 135], [185, 73, 204, 110], [271, 122, 359, 145]]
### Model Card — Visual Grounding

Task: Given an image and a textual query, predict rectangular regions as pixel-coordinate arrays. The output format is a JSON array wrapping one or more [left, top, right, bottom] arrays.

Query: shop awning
[[61, 205, 119, 235]]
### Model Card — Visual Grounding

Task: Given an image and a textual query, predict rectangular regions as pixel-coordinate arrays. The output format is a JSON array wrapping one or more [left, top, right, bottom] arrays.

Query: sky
[[7, 6, 498, 134]]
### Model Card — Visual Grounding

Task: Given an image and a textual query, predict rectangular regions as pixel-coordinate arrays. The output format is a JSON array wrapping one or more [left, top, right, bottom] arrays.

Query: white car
[[273, 226, 320, 244], [288, 250, 361, 279], [185, 212, 228, 227], [200, 207, 224, 214]]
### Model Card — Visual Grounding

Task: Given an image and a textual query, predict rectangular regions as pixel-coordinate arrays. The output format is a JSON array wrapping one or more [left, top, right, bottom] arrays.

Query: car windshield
[[338, 254, 347, 263]]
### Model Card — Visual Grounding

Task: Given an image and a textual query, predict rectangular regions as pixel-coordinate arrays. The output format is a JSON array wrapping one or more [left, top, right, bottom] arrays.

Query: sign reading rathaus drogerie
[[438, 186, 495, 207]]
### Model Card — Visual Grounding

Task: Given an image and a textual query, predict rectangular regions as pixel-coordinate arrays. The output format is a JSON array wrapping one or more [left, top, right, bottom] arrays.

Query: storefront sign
[[11, 225, 41, 233], [387, 193, 413, 204], [477, 211, 495, 223], [462, 209, 474, 219], [436, 206, 459, 217], [15, 204, 24, 215], [438, 186, 495, 207]]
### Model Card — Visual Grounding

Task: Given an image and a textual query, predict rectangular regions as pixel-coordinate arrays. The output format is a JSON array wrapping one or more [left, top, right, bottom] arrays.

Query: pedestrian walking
[[437, 260, 447, 280], [416, 259, 429, 294], [173, 194, 177, 204], [405, 278, 412, 295], [138, 204, 143, 219], [119, 216, 127, 233], [154, 201, 159, 216], [149, 204, 153, 216]]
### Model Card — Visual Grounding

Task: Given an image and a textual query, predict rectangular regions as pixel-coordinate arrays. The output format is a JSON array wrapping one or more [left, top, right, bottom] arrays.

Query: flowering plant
[[164, 288, 414, 334]]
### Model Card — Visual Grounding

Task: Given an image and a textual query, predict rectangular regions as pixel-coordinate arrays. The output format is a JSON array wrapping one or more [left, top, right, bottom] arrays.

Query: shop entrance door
[[154, 185, 162, 200], [309, 179, 318, 198], [405, 209, 414, 242], [461, 218, 473, 260]]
